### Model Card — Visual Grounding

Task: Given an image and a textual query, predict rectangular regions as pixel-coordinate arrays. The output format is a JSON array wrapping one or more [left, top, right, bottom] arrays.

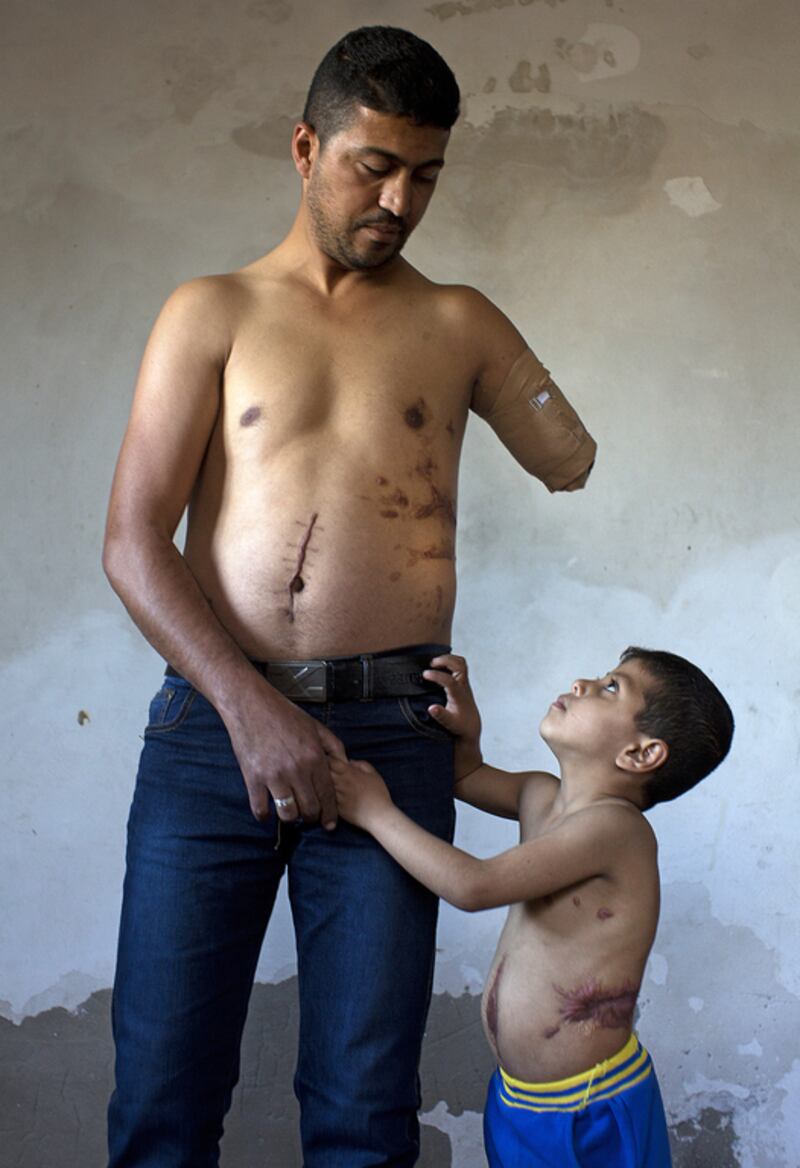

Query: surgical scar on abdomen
[[547, 978, 639, 1038], [285, 513, 318, 621]]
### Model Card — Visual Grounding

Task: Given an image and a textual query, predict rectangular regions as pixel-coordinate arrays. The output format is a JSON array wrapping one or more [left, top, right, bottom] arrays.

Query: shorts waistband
[[497, 1034, 653, 1113], [164, 643, 450, 703]]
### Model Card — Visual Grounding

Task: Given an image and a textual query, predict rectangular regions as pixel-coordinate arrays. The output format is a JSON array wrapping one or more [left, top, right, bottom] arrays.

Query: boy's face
[[540, 658, 654, 765]]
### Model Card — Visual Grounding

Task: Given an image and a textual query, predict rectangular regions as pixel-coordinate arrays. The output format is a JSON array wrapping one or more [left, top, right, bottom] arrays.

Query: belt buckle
[[277, 661, 329, 702]]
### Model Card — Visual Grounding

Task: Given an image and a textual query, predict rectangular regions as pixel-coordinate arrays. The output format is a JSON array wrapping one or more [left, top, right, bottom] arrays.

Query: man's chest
[[220, 306, 475, 446]]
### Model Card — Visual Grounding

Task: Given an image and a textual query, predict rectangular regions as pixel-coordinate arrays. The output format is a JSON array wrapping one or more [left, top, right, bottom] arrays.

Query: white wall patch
[[559, 24, 641, 82], [420, 1101, 486, 1167], [664, 176, 722, 217], [648, 952, 669, 986]]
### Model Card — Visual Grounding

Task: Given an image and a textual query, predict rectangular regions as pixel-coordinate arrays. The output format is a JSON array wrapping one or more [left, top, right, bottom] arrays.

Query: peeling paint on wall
[[451, 103, 667, 183], [428, 0, 565, 18], [664, 175, 722, 217], [555, 23, 641, 81]]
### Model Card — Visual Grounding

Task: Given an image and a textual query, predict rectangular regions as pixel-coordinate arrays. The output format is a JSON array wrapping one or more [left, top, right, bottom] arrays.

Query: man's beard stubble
[[306, 176, 407, 272]]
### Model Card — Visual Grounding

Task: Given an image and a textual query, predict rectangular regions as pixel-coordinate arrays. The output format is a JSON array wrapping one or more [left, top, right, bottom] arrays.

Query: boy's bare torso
[[183, 254, 488, 659], [481, 779, 660, 1083]]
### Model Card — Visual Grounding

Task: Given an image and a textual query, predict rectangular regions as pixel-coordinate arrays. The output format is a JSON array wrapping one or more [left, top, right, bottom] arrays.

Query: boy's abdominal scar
[[550, 978, 639, 1036], [485, 955, 506, 1059]]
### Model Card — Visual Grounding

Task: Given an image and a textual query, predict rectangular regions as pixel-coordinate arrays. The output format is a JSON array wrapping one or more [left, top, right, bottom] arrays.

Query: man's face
[[302, 105, 449, 271], [540, 659, 652, 764]]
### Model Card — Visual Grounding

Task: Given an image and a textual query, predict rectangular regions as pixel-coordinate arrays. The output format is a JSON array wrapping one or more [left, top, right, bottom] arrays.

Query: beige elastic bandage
[[471, 348, 596, 492]]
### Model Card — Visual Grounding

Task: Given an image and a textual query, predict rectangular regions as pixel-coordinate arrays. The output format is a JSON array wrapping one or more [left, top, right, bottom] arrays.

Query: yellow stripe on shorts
[[498, 1034, 653, 1113]]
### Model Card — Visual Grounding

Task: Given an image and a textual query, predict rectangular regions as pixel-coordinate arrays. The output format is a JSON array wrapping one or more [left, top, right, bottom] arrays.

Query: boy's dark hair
[[620, 647, 734, 807], [302, 26, 460, 145]]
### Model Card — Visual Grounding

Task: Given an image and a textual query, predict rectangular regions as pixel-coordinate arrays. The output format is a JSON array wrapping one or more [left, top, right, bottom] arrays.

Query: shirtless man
[[331, 648, 734, 1166], [103, 26, 596, 1168]]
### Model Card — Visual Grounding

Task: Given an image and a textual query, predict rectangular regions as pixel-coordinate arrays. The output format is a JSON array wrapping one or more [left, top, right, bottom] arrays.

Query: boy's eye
[[360, 163, 389, 176], [604, 679, 619, 693]]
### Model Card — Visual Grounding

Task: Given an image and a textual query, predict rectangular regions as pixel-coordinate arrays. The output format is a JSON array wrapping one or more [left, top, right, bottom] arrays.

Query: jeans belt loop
[[360, 654, 374, 701]]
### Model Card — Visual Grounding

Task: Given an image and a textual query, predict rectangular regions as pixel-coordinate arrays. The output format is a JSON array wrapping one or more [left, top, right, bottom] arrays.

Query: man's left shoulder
[[418, 280, 524, 357], [421, 280, 500, 322]]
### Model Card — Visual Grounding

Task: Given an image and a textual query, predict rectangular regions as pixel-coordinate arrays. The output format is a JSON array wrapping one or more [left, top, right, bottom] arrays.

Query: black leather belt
[[165, 651, 445, 703]]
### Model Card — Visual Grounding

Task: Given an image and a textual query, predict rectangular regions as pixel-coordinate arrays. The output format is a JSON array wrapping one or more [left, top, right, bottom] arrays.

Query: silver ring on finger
[[274, 795, 296, 810]]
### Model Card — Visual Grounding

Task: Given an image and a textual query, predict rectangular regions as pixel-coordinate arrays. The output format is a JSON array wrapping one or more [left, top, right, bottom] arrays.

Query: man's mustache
[[354, 212, 407, 232]]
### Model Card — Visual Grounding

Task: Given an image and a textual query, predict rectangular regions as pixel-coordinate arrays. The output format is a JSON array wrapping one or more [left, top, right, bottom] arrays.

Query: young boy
[[329, 647, 734, 1168]]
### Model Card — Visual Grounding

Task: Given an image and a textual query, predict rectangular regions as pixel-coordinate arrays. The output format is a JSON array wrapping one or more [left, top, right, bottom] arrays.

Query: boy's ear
[[616, 738, 668, 775]]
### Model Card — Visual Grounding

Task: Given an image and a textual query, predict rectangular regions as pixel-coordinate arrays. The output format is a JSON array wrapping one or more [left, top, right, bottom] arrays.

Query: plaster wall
[[2, 1, 799, 1164]]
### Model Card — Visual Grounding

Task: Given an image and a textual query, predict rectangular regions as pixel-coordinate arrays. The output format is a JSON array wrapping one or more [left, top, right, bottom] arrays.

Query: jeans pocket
[[397, 694, 452, 741], [144, 680, 197, 735]]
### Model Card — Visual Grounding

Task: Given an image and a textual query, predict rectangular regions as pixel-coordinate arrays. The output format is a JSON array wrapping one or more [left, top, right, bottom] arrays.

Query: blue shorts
[[484, 1034, 672, 1167]]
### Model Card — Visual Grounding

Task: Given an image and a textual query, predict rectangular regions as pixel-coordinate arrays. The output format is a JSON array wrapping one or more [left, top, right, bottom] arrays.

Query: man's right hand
[[222, 681, 344, 830]]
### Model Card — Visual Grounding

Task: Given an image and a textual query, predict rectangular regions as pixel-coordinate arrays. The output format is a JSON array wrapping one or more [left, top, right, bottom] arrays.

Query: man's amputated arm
[[102, 279, 342, 827]]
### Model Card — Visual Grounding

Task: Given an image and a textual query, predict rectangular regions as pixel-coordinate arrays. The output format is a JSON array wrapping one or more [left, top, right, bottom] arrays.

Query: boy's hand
[[328, 757, 393, 831], [423, 653, 482, 743]]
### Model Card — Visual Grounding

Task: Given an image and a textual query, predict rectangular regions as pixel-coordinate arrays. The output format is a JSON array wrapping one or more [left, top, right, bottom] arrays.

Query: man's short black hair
[[620, 647, 734, 807], [302, 26, 460, 144]]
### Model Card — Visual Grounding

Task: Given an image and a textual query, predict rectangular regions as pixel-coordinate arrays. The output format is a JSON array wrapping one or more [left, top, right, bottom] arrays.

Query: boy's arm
[[424, 654, 551, 819], [330, 759, 649, 912]]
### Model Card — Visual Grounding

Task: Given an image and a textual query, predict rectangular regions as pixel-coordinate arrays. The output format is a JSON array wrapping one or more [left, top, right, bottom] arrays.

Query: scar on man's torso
[[283, 513, 319, 621]]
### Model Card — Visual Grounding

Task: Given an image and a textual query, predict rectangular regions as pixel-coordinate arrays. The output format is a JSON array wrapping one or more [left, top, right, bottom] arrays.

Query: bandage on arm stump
[[471, 348, 596, 492]]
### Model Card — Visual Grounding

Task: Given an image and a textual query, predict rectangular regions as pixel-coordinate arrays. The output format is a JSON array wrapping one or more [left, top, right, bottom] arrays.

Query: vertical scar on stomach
[[286, 513, 318, 621]]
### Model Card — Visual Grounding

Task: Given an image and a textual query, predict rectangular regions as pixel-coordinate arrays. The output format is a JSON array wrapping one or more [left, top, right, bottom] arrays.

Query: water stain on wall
[[450, 103, 667, 184], [231, 115, 296, 159], [246, 0, 292, 22], [509, 60, 552, 94], [161, 45, 234, 124], [672, 1108, 740, 1167], [428, 0, 565, 18], [0, 985, 474, 1167]]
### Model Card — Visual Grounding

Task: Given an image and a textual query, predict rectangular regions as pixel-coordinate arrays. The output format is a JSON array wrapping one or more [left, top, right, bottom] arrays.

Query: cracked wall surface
[[2, 0, 799, 1164]]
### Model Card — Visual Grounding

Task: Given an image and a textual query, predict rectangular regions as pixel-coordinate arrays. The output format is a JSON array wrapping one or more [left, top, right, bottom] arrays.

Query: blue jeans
[[107, 652, 455, 1168]]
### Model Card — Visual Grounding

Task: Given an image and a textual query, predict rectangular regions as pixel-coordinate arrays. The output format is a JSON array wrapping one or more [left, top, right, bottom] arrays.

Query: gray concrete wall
[[2, 1, 799, 1164]]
